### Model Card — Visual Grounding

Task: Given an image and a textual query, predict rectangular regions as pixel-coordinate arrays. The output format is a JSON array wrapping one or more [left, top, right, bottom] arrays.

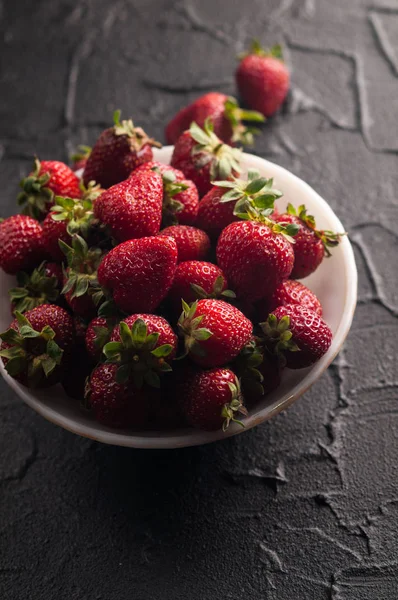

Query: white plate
[[0, 148, 357, 448]]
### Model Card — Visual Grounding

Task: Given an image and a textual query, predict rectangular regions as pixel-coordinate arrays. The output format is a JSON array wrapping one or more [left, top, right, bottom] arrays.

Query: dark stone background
[[1, 0, 398, 598]]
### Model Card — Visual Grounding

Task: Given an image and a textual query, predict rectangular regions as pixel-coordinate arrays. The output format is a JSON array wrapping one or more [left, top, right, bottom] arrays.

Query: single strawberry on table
[[0, 215, 45, 275], [159, 225, 211, 263], [170, 120, 242, 197], [0, 304, 74, 388], [165, 92, 265, 146], [178, 298, 252, 368], [83, 110, 161, 189], [236, 41, 290, 117], [18, 158, 81, 220], [94, 169, 163, 242], [8, 261, 62, 315]]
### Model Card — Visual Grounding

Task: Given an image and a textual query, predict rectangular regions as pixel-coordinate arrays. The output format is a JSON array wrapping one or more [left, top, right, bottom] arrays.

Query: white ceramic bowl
[[0, 148, 357, 448]]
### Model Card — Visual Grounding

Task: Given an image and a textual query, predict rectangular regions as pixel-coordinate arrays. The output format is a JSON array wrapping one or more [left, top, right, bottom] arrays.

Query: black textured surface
[[1, 1, 398, 598]]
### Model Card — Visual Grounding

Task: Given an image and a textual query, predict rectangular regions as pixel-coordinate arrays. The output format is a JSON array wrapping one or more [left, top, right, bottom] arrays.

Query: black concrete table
[[1, 1, 398, 598]]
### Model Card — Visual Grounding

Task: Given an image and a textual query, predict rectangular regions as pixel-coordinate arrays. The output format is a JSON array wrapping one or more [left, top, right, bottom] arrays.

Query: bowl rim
[[0, 149, 357, 448]]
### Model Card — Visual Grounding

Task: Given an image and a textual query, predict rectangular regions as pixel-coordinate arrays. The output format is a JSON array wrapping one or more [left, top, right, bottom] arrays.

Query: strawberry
[[94, 169, 163, 242], [9, 261, 62, 315], [71, 145, 91, 172], [178, 367, 247, 431], [0, 305, 74, 387], [0, 215, 45, 275], [18, 158, 81, 219], [261, 304, 332, 369], [170, 120, 242, 197], [233, 337, 281, 401], [85, 362, 149, 428], [159, 225, 211, 263], [103, 314, 177, 389], [133, 161, 199, 226], [236, 41, 290, 117], [196, 185, 240, 238], [85, 316, 116, 362], [274, 204, 343, 279], [167, 261, 235, 310], [256, 279, 323, 320], [165, 92, 265, 146], [97, 236, 177, 314], [178, 299, 252, 368], [83, 110, 161, 189]]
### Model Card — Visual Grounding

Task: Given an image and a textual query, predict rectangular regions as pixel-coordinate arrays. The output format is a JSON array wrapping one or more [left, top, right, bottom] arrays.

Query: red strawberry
[[86, 363, 149, 428], [0, 304, 74, 387], [179, 367, 247, 431], [236, 42, 290, 117], [97, 236, 177, 314], [178, 299, 252, 368], [170, 120, 242, 197], [0, 215, 45, 275], [18, 158, 81, 219], [167, 260, 234, 310], [196, 186, 240, 238], [165, 92, 264, 146], [274, 204, 343, 279], [83, 110, 161, 189], [9, 261, 62, 315], [233, 337, 281, 402], [256, 279, 323, 320], [71, 145, 91, 172], [85, 316, 115, 362], [159, 225, 211, 263], [94, 169, 163, 242], [261, 304, 332, 369]]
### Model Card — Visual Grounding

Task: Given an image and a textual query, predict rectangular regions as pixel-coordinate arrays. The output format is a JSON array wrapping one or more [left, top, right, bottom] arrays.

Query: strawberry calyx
[[190, 275, 236, 301], [113, 109, 162, 152], [71, 145, 91, 163], [60, 235, 103, 302], [223, 96, 265, 146], [50, 195, 96, 237], [9, 262, 60, 315], [152, 167, 188, 226], [103, 318, 174, 389], [79, 180, 104, 202], [238, 40, 284, 61], [17, 158, 54, 220], [259, 313, 300, 367], [177, 299, 213, 358], [189, 119, 242, 180], [92, 319, 117, 356], [286, 203, 344, 257], [221, 377, 248, 431], [233, 337, 266, 397], [0, 311, 64, 384]]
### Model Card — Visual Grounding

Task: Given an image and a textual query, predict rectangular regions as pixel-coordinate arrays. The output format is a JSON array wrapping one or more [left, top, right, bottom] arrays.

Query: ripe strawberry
[[86, 362, 149, 428], [133, 161, 199, 226], [233, 337, 281, 401], [159, 225, 211, 263], [94, 169, 163, 242], [97, 236, 177, 314], [179, 367, 247, 431], [0, 305, 74, 387], [167, 261, 235, 310], [18, 158, 81, 219], [0, 215, 45, 275], [274, 204, 343, 279], [84, 316, 115, 362], [165, 92, 264, 146], [178, 299, 252, 368], [256, 279, 323, 320], [170, 120, 242, 197], [196, 186, 240, 238], [261, 304, 332, 369], [83, 110, 161, 189], [71, 145, 91, 172], [9, 261, 62, 315], [236, 41, 290, 117]]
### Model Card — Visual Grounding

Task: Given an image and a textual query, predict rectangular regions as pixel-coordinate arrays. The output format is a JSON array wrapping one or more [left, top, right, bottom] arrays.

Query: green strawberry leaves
[[223, 96, 265, 146], [285, 203, 345, 256], [190, 275, 236, 302], [221, 377, 248, 431], [9, 262, 60, 315], [238, 40, 284, 61], [50, 195, 96, 237], [260, 314, 300, 367], [60, 235, 103, 301], [113, 109, 162, 150], [17, 157, 53, 220], [178, 299, 213, 358]]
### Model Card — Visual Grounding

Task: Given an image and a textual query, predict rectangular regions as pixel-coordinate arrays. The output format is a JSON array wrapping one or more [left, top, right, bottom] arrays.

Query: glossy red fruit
[[9, 261, 62, 315], [0, 215, 45, 275], [196, 185, 240, 238], [165, 92, 264, 146], [18, 158, 81, 219], [178, 299, 252, 368], [256, 279, 323, 320], [236, 42, 290, 117], [170, 121, 242, 197], [159, 225, 211, 263], [0, 304, 74, 388], [94, 169, 163, 242], [97, 236, 178, 314], [179, 367, 247, 431], [168, 261, 230, 309], [110, 314, 177, 357], [42, 212, 71, 261], [264, 304, 332, 369], [85, 316, 113, 362], [83, 110, 161, 189], [217, 220, 294, 303], [233, 337, 281, 402], [87, 363, 149, 429]]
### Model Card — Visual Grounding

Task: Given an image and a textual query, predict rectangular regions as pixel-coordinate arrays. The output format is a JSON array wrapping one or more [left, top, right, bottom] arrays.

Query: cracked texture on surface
[[0, 0, 397, 598]]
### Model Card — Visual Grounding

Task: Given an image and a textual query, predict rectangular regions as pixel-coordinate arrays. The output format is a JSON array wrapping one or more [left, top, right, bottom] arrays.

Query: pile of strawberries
[[0, 43, 342, 433]]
